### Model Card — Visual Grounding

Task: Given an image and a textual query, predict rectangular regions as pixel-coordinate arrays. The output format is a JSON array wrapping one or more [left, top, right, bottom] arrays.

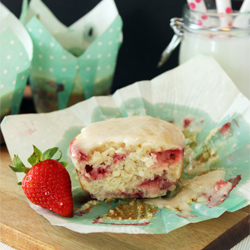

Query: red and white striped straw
[[215, 0, 233, 27], [187, 0, 208, 26]]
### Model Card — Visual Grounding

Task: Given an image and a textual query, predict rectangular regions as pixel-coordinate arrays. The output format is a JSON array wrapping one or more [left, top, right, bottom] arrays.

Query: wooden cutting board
[[0, 145, 249, 250]]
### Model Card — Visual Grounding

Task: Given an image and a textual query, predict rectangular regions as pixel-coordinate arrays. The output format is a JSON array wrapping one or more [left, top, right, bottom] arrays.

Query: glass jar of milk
[[174, 5, 250, 99]]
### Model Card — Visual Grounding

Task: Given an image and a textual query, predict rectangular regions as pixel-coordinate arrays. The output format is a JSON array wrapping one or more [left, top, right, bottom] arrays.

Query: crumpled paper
[[0, 3, 33, 143], [1, 55, 250, 234], [21, 0, 123, 113]]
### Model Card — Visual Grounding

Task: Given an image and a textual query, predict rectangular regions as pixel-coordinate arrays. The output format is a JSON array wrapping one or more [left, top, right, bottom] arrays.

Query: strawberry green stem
[[9, 146, 68, 177], [9, 154, 30, 174]]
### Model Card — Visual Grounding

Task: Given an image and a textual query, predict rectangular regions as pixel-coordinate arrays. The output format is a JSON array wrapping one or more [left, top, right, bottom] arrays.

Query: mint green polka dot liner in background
[[20, 0, 123, 113], [0, 3, 32, 143]]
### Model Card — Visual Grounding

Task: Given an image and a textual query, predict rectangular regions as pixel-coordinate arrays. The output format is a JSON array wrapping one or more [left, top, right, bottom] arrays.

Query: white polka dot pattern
[[0, 28, 30, 115], [25, 14, 123, 109]]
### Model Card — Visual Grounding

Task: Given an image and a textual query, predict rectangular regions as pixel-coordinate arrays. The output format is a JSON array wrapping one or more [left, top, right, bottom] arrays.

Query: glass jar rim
[[181, 4, 250, 33], [183, 3, 250, 17]]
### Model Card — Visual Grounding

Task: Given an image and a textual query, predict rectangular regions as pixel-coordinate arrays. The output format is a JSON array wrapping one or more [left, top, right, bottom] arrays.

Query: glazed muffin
[[69, 116, 185, 200]]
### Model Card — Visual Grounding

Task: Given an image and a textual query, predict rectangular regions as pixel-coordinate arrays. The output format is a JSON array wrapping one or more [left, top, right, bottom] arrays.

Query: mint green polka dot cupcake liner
[[21, 0, 123, 113], [0, 3, 32, 143]]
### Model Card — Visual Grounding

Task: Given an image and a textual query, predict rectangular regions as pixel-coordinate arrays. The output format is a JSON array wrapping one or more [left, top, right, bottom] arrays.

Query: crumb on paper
[[74, 200, 99, 215], [104, 199, 158, 220]]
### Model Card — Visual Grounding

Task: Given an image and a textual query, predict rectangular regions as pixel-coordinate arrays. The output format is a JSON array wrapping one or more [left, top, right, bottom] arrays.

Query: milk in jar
[[178, 6, 250, 99]]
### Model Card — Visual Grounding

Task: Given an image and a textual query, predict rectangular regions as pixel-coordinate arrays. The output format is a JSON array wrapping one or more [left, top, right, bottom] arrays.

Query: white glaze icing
[[145, 170, 231, 214], [73, 116, 185, 154]]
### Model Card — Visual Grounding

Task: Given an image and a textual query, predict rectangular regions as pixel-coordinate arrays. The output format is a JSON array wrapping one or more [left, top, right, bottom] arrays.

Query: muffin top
[[73, 116, 185, 154]]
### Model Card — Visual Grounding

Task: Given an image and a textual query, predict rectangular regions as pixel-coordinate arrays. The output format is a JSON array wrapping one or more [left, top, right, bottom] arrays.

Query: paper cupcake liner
[[0, 3, 33, 143], [1, 55, 250, 234], [21, 0, 123, 113]]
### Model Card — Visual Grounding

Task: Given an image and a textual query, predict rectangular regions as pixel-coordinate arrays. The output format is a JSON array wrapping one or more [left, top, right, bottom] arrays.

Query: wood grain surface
[[0, 145, 249, 250]]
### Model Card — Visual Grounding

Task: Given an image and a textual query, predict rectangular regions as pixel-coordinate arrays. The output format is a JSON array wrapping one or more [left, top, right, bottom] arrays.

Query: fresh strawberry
[[9, 146, 73, 217]]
